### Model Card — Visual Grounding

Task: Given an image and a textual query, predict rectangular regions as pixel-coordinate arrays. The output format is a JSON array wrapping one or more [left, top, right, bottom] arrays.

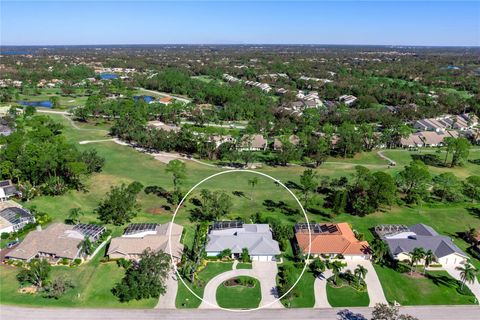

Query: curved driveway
[[199, 261, 283, 309]]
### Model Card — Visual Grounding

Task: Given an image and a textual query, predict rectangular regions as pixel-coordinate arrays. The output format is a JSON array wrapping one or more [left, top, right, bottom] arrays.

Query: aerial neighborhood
[[0, 42, 479, 319]]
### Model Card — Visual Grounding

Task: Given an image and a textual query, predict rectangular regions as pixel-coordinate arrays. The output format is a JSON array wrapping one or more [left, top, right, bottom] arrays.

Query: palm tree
[[330, 261, 344, 285], [423, 250, 435, 275], [372, 239, 388, 265], [410, 248, 425, 275], [78, 238, 93, 258], [248, 177, 258, 201], [456, 264, 478, 289], [354, 264, 368, 286], [67, 208, 83, 225]]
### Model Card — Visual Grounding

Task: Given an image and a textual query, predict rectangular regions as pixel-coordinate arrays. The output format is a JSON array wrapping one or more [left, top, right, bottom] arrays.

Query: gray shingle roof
[[206, 224, 280, 256]]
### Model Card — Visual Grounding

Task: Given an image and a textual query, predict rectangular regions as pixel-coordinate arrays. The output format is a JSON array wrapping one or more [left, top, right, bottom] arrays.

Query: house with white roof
[[205, 221, 280, 261]]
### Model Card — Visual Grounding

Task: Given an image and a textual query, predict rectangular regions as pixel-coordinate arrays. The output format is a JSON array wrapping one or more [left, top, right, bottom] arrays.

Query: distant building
[[238, 134, 267, 151], [413, 114, 478, 132], [400, 130, 459, 148], [339, 95, 358, 106], [0, 207, 35, 234], [147, 120, 181, 133], [0, 180, 21, 202]]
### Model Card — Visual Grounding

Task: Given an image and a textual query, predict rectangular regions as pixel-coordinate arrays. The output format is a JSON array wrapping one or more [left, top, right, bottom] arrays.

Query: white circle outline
[[168, 169, 311, 312]]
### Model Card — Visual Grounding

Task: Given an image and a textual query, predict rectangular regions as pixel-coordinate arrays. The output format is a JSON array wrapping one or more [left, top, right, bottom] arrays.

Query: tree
[[67, 207, 83, 224], [248, 177, 258, 201], [79, 238, 94, 257], [371, 303, 419, 320], [330, 260, 344, 285], [354, 264, 368, 286], [445, 137, 471, 167], [241, 248, 250, 262], [409, 248, 425, 275], [112, 249, 171, 302], [309, 258, 326, 277], [463, 175, 480, 201], [165, 159, 186, 202], [299, 169, 318, 205], [194, 189, 232, 221], [397, 160, 431, 204], [370, 171, 397, 208], [49, 96, 60, 109], [456, 264, 477, 289], [96, 182, 143, 225], [371, 238, 389, 265], [423, 249, 435, 275], [17, 259, 51, 288], [42, 276, 74, 299], [433, 172, 463, 202]]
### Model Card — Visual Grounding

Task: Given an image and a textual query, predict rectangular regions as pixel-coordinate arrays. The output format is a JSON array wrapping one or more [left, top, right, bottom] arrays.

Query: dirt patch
[[18, 286, 37, 294], [147, 207, 168, 215]]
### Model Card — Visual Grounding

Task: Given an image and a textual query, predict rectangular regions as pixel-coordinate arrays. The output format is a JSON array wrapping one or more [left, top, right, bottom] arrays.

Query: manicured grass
[[176, 262, 233, 308], [374, 266, 476, 305], [326, 284, 369, 307], [236, 263, 252, 269], [216, 276, 261, 309], [0, 246, 156, 308], [279, 264, 315, 308]]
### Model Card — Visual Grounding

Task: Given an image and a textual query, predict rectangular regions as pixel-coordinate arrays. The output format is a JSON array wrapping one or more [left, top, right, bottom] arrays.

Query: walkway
[[345, 260, 388, 307], [199, 261, 283, 309], [156, 271, 178, 309], [443, 266, 480, 304], [377, 150, 396, 166], [314, 269, 333, 308]]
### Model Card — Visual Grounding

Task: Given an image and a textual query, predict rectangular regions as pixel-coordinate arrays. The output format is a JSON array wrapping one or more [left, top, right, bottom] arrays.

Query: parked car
[[6, 240, 19, 249]]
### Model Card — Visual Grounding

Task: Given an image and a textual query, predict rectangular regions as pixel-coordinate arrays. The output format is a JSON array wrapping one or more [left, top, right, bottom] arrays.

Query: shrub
[[1, 232, 9, 239]]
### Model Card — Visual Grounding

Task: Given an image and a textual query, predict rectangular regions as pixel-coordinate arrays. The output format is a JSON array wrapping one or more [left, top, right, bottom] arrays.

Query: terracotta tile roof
[[295, 222, 371, 256]]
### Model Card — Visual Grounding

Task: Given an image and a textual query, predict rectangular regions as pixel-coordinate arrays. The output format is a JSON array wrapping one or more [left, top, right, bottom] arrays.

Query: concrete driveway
[[314, 269, 333, 308], [344, 260, 387, 306], [156, 271, 178, 309], [199, 261, 283, 309], [443, 266, 480, 304]]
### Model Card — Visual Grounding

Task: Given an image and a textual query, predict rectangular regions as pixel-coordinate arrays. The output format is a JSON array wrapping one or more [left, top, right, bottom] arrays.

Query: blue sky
[[1, 1, 479, 46]]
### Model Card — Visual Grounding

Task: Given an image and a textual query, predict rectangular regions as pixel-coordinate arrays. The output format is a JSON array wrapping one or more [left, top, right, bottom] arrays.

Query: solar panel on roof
[[124, 223, 158, 235]]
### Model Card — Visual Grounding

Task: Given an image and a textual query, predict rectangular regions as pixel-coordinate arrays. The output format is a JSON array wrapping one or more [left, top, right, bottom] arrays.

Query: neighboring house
[[209, 135, 235, 148], [107, 222, 184, 263], [375, 224, 469, 266], [6, 223, 104, 263], [159, 97, 173, 105], [147, 120, 181, 133], [339, 95, 357, 106], [295, 222, 372, 260], [0, 207, 35, 234], [0, 124, 12, 136], [0, 180, 21, 202], [273, 135, 300, 151], [205, 221, 280, 261], [413, 114, 478, 132], [238, 134, 267, 151], [400, 130, 459, 148]]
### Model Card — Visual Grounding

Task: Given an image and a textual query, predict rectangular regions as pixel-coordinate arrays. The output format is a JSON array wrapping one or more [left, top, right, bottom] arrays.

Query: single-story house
[[238, 134, 267, 151], [159, 97, 174, 105], [375, 224, 469, 266], [0, 180, 21, 202], [107, 222, 184, 263], [339, 94, 357, 106], [0, 207, 35, 234], [205, 221, 280, 261], [295, 222, 371, 260], [147, 120, 181, 133], [6, 223, 102, 263], [400, 130, 459, 148]]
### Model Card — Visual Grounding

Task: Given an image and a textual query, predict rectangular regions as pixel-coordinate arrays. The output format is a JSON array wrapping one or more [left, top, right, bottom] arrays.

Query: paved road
[[2, 305, 480, 320], [345, 261, 388, 307], [137, 88, 191, 104], [314, 270, 333, 308], [199, 261, 283, 309]]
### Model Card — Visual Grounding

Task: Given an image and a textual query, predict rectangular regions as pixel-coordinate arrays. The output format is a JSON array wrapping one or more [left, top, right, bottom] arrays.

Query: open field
[[1, 113, 479, 308]]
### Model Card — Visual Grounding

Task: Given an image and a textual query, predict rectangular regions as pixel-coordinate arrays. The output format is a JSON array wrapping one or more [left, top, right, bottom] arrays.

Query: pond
[[133, 95, 155, 103], [99, 73, 119, 80], [18, 101, 53, 108]]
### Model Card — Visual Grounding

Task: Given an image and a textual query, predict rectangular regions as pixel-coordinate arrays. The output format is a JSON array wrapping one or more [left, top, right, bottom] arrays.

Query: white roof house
[[206, 222, 280, 262]]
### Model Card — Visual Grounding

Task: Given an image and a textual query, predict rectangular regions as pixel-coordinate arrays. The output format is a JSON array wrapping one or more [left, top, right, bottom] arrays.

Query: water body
[[0, 51, 33, 55], [133, 95, 155, 103], [18, 101, 53, 108], [99, 73, 119, 80]]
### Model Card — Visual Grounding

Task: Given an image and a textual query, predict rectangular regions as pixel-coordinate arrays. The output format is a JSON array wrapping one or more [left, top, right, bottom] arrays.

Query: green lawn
[[176, 262, 233, 308], [279, 264, 315, 308], [374, 266, 476, 305], [236, 263, 252, 269], [0, 246, 156, 308], [326, 284, 370, 307], [216, 276, 261, 309]]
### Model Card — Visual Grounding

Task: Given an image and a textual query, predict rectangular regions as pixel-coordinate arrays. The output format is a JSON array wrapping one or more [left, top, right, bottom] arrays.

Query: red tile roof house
[[295, 222, 372, 261]]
